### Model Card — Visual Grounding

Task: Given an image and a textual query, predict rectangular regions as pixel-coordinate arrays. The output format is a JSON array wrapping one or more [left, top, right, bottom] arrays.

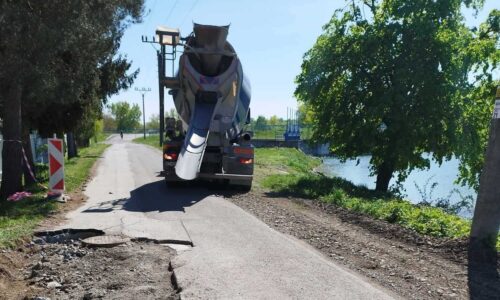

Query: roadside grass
[[253, 148, 321, 189], [0, 142, 109, 248], [64, 143, 109, 191], [93, 132, 110, 144], [133, 134, 161, 150], [255, 148, 321, 174], [258, 148, 500, 249]]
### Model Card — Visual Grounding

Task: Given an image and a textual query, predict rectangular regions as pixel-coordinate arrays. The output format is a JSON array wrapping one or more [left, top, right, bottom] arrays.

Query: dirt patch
[[1, 236, 178, 300], [0, 247, 39, 299], [1, 155, 179, 300], [228, 191, 500, 300], [36, 175, 95, 232], [0, 184, 93, 300]]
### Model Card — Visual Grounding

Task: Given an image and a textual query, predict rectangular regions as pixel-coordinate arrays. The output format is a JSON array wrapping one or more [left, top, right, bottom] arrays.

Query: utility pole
[[142, 27, 180, 147], [468, 87, 500, 292], [135, 87, 151, 139]]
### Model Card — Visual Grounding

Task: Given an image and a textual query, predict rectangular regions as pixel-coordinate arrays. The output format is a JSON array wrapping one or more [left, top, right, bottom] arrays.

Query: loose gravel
[[228, 191, 500, 300], [8, 238, 179, 300]]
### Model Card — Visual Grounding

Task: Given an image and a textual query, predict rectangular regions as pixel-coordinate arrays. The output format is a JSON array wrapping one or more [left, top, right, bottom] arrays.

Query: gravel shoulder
[[228, 190, 500, 300]]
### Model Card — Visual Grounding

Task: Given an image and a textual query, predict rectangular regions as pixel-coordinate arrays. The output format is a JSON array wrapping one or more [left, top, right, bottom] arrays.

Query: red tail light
[[164, 152, 178, 160], [239, 158, 253, 164]]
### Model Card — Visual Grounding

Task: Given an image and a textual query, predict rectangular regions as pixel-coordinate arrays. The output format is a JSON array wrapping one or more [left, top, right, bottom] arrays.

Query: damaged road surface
[[44, 135, 395, 299], [27, 233, 177, 299]]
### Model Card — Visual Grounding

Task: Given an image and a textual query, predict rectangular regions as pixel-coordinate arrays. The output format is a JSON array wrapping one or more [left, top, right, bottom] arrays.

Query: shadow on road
[[81, 179, 238, 214]]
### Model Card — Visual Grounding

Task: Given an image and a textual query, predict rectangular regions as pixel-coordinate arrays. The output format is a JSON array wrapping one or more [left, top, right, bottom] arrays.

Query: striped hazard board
[[48, 138, 64, 193]]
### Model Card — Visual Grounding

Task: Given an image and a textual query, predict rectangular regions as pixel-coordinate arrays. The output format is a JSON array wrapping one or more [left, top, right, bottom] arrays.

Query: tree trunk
[[375, 161, 394, 192], [468, 92, 500, 298], [66, 132, 78, 158], [22, 128, 36, 187], [0, 81, 23, 200]]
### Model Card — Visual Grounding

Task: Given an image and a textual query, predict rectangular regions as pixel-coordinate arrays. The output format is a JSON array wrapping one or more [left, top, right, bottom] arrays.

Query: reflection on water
[[318, 155, 476, 218]]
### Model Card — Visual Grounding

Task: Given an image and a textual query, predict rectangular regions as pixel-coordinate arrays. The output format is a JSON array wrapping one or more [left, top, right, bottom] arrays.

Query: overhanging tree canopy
[[295, 0, 498, 192], [0, 0, 144, 199]]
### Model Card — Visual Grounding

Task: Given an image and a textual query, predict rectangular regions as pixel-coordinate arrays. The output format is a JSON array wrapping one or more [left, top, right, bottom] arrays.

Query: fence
[[248, 124, 314, 141], [0, 133, 51, 181]]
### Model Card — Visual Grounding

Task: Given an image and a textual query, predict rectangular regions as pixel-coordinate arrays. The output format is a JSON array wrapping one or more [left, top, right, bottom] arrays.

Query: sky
[[109, 0, 497, 121]]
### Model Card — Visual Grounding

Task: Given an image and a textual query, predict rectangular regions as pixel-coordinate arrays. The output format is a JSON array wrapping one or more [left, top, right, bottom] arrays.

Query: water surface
[[318, 155, 476, 217]]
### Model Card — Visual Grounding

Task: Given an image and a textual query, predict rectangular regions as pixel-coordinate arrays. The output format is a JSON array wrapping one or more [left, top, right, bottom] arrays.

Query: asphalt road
[[58, 134, 395, 299]]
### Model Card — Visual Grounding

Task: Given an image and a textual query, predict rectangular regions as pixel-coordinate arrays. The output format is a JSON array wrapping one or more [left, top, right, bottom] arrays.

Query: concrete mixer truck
[[147, 24, 253, 189]]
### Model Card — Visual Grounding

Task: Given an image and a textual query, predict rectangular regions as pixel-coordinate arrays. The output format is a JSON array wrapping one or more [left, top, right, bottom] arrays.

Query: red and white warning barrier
[[48, 138, 64, 193]]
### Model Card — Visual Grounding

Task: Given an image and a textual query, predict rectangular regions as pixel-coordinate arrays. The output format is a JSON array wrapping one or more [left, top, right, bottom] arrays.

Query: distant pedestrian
[[120, 131, 123, 139]]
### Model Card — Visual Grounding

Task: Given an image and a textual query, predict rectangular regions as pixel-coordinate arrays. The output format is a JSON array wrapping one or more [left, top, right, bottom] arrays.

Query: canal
[[318, 155, 476, 218]]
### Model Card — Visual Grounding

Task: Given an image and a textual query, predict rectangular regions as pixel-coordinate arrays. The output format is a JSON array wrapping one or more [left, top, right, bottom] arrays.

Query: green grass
[[0, 197, 56, 248], [258, 148, 500, 249], [252, 147, 321, 190], [254, 147, 321, 175], [64, 143, 109, 191], [0, 141, 109, 248], [133, 134, 161, 149], [93, 132, 111, 144]]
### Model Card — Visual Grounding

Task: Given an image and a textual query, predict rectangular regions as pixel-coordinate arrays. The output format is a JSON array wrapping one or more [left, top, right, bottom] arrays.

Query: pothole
[[26, 233, 179, 299], [33, 228, 105, 244], [34, 229, 193, 248]]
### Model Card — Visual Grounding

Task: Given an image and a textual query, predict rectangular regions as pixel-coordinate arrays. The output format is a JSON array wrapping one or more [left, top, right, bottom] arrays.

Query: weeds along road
[[56, 134, 395, 299]]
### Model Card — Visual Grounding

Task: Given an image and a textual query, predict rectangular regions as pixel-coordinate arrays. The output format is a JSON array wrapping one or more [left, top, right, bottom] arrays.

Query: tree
[[253, 116, 268, 131], [298, 103, 315, 126], [454, 10, 500, 190], [0, 0, 143, 198], [103, 114, 117, 132], [295, 0, 495, 192], [110, 102, 142, 132], [268, 115, 281, 127], [94, 119, 104, 143], [146, 114, 160, 131]]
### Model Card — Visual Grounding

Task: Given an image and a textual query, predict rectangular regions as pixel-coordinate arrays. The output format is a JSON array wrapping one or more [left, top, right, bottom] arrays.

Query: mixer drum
[[173, 24, 250, 180]]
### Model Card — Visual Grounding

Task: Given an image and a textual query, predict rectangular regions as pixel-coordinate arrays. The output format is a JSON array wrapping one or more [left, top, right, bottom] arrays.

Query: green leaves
[[110, 102, 142, 132], [295, 0, 499, 191], [0, 0, 144, 136]]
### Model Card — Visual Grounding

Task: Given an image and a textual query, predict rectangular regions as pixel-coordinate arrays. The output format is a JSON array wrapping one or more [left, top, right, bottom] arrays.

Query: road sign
[[48, 138, 64, 193]]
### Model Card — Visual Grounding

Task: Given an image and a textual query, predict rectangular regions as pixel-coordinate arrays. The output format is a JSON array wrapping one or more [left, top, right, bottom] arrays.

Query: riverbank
[[256, 148, 499, 250], [229, 147, 499, 298], [319, 156, 476, 218]]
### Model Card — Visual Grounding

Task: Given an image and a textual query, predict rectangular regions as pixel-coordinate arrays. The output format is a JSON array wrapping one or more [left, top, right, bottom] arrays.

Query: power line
[[144, 0, 158, 29], [179, 0, 200, 28], [165, 0, 180, 25]]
